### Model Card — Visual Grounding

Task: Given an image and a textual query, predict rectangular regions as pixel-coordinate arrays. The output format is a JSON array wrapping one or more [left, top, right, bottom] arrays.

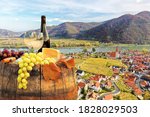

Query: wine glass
[[23, 32, 43, 53]]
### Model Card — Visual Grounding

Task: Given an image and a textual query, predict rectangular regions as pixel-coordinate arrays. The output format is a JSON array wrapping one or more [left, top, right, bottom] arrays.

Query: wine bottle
[[38, 15, 50, 52]]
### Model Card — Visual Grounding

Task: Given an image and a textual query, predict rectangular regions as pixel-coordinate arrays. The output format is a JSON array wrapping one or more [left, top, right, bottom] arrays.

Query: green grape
[[22, 83, 27, 87], [37, 52, 43, 57], [19, 63, 24, 68], [29, 63, 34, 67], [17, 52, 57, 90], [41, 61, 44, 65], [23, 58, 29, 63], [25, 72, 30, 78], [22, 79, 27, 84], [20, 73, 25, 78], [24, 63, 28, 67], [24, 53, 29, 57], [17, 76, 22, 82], [22, 67, 27, 72], [18, 60, 23, 64], [31, 57, 36, 63], [35, 61, 39, 65], [23, 85, 27, 90], [27, 66, 32, 71], [18, 83, 23, 89], [18, 69, 22, 74], [43, 59, 49, 64]]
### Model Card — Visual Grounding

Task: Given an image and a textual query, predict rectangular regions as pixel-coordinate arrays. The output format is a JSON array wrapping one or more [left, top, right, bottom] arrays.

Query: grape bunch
[[0, 49, 24, 61], [17, 52, 56, 89]]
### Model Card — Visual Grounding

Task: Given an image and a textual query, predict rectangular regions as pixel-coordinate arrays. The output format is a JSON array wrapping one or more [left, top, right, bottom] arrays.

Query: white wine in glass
[[24, 33, 44, 52]]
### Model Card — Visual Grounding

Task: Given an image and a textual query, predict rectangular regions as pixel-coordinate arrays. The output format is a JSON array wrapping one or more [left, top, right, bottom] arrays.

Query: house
[[140, 80, 148, 88], [105, 81, 112, 89], [76, 70, 85, 76], [103, 94, 113, 100], [78, 82, 85, 89], [108, 47, 120, 59]]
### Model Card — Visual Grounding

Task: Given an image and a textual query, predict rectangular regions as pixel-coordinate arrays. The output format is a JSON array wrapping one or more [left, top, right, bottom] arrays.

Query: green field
[[0, 38, 100, 48], [51, 39, 100, 47], [0, 38, 25, 48]]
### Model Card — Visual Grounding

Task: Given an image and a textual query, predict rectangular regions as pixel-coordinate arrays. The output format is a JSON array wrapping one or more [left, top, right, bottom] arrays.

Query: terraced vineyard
[[115, 77, 131, 92], [79, 58, 126, 76], [118, 92, 138, 100]]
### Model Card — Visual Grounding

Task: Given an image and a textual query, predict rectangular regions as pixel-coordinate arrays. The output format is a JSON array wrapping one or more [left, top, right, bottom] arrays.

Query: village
[[73, 47, 150, 100]]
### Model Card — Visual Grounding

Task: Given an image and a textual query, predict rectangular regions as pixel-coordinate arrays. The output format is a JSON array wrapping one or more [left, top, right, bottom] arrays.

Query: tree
[[92, 47, 96, 53], [83, 48, 88, 53]]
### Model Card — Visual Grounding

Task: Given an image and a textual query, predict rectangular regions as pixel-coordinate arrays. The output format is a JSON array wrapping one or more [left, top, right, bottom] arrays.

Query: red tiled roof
[[103, 94, 113, 100], [140, 81, 148, 87], [90, 75, 100, 81], [134, 88, 143, 95], [106, 81, 112, 87], [78, 82, 85, 88]]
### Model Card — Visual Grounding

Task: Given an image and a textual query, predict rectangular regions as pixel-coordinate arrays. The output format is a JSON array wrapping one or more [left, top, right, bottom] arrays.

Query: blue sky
[[0, 0, 150, 32]]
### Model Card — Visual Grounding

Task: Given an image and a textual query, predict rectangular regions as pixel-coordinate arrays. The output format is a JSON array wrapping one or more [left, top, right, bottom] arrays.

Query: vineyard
[[118, 92, 138, 100], [78, 58, 126, 76], [51, 39, 100, 47], [115, 77, 131, 93]]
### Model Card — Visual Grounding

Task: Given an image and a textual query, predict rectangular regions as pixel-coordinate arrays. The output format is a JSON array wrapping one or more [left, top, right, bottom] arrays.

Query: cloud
[[0, 0, 150, 31], [34, 18, 73, 23]]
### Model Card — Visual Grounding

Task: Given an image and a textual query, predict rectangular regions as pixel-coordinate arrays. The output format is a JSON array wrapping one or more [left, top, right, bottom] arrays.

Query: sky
[[0, 0, 150, 32]]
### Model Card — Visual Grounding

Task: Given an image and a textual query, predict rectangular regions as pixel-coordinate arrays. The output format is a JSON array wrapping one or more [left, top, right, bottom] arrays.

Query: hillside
[[19, 22, 100, 38], [48, 22, 100, 38], [0, 29, 22, 38], [78, 11, 150, 44]]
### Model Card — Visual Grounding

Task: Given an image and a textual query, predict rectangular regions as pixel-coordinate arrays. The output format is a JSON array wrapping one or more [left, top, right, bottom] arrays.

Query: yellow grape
[[31, 57, 36, 63], [29, 63, 34, 67], [25, 58, 31, 63], [37, 52, 43, 57], [27, 66, 32, 71], [20, 73, 25, 78], [24, 53, 29, 57], [18, 69, 22, 74], [43, 59, 49, 64], [22, 79, 27, 83], [24, 63, 28, 67], [23, 85, 27, 90], [22, 67, 27, 72], [17, 52, 57, 89], [25, 72, 30, 78], [19, 63, 24, 68], [40, 61, 44, 65], [17, 76, 22, 82], [18, 83, 23, 89]]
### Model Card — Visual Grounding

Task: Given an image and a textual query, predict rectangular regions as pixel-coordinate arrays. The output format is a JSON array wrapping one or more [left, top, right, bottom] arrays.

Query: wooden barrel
[[0, 62, 77, 100]]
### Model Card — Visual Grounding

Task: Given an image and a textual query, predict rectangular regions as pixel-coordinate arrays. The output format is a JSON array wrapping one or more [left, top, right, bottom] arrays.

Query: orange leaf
[[42, 63, 61, 81], [57, 57, 75, 69], [66, 58, 75, 69]]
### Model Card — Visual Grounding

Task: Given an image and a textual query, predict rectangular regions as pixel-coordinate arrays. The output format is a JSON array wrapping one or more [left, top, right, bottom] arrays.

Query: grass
[[0, 38, 25, 48], [78, 58, 126, 76], [0, 38, 100, 48]]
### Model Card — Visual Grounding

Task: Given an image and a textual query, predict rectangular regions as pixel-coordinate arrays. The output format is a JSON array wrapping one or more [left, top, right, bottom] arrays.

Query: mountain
[[48, 22, 100, 38], [20, 26, 56, 38], [78, 11, 150, 44], [20, 22, 100, 38], [0, 29, 22, 38]]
